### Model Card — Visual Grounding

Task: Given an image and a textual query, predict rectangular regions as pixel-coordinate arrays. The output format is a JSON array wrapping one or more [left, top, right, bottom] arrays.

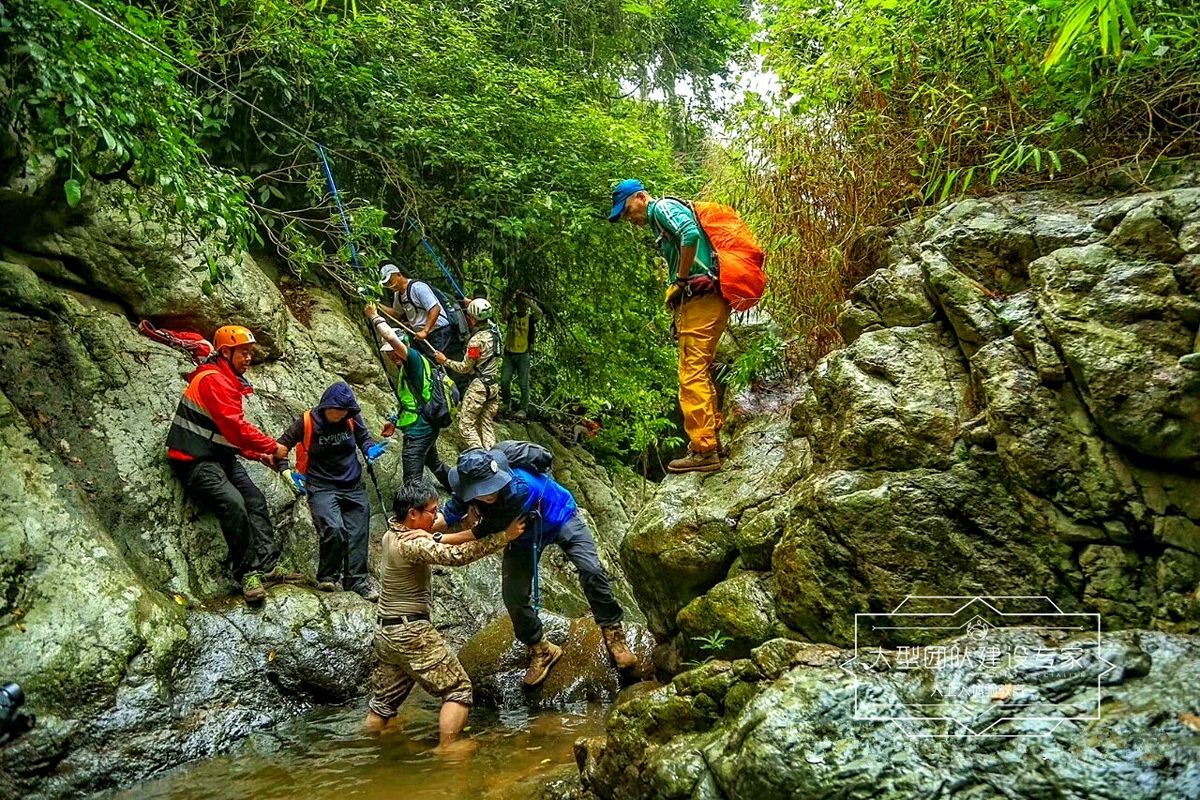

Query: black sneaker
[[349, 579, 380, 602]]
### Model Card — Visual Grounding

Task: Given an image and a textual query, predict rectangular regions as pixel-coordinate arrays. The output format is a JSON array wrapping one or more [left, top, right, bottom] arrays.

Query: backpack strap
[[475, 324, 502, 386], [296, 410, 313, 475]]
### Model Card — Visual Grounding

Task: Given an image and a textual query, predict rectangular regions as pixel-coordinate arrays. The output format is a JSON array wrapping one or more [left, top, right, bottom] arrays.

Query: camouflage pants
[[458, 379, 499, 451], [368, 619, 473, 718]]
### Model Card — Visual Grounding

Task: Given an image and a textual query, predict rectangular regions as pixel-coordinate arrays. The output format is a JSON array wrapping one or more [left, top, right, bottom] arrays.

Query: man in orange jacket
[[166, 325, 289, 602]]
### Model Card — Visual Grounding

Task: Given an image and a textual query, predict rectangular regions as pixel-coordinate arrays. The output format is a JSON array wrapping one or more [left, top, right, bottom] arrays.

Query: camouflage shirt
[[443, 324, 501, 381], [378, 522, 508, 618]]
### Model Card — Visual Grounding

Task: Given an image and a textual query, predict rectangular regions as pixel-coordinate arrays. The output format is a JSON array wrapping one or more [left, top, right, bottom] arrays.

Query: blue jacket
[[279, 383, 374, 488], [444, 468, 576, 547]]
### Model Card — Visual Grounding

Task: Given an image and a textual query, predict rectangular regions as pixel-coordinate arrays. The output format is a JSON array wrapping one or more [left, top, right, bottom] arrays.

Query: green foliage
[[721, 328, 787, 394], [2, 0, 754, 462], [1045, 0, 1139, 68], [682, 628, 734, 669], [1, 0, 258, 268], [716, 0, 1199, 363]]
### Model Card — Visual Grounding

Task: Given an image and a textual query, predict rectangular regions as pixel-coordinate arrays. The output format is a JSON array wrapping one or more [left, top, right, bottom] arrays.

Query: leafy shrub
[[718, 0, 1200, 364]]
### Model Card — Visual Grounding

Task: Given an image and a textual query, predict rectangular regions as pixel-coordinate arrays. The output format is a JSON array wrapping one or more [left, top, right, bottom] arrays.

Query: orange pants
[[675, 291, 730, 453]]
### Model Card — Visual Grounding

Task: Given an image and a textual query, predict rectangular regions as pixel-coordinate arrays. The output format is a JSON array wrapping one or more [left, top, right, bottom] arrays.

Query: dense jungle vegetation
[[3, 0, 1199, 463]]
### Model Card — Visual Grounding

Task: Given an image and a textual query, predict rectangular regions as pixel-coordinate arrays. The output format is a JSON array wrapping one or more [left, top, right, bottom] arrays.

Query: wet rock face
[[577, 631, 1200, 800], [458, 613, 655, 708], [0, 190, 640, 798], [622, 182, 1200, 680]]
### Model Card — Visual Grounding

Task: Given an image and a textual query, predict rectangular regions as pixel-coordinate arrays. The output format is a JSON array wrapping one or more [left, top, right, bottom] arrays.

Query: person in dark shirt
[[438, 449, 637, 687], [279, 382, 385, 600]]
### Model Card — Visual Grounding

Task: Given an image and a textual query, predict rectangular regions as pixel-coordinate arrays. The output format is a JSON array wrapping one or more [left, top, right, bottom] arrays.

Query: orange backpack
[[690, 201, 767, 312], [294, 410, 355, 475]]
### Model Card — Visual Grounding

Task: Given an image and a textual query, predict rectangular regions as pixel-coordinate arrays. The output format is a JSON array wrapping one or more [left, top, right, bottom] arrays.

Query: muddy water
[[107, 692, 604, 800]]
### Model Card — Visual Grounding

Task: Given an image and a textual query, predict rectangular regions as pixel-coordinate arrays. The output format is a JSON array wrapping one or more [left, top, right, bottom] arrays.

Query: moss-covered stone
[[676, 571, 783, 659]]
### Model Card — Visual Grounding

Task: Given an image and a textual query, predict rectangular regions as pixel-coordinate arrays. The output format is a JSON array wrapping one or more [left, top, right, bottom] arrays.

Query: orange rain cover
[[693, 201, 766, 311]]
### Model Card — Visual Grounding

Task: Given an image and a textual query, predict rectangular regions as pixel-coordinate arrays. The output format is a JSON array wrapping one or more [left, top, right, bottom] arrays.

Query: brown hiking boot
[[666, 449, 720, 474], [522, 640, 563, 688], [602, 624, 637, 670], [241, 572, 266, 603]]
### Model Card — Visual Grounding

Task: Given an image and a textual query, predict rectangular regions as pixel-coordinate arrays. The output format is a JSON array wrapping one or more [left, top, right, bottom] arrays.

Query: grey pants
[[307, 481, 370, 589], [501, 512, 623, 645], [501, 350, 531, 414]]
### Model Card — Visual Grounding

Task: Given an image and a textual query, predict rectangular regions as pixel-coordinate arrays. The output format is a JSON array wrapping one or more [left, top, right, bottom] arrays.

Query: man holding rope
[[380, 263, 455, 355], [366, 303, 452, 489]]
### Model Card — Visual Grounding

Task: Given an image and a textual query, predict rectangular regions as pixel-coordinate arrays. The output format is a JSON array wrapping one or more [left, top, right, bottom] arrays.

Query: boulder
[[1032, 239, 1200, 461], [804, 323, 970, 471], [457, 613, 655, 708], [771, 460, 1078, 644], [620, 413, 808, 639], [580, 630, 1200, 800], [836, 259, 934, 344]]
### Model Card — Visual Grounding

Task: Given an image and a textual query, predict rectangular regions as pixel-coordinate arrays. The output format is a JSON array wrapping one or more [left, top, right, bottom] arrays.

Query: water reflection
[[106, 691, 604, 800]]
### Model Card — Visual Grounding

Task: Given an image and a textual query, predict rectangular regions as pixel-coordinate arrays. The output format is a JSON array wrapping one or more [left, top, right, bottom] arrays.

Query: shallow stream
[[105, 692, 604, 800]]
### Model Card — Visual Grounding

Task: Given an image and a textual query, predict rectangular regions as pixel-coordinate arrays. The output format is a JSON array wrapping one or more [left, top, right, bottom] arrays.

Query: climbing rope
[[406, 218, 466, 301], [313, 144, 405, 403]]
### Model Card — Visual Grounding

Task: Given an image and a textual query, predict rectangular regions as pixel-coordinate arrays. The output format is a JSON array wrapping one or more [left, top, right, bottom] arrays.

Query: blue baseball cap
[[608, 178, 645, 222]]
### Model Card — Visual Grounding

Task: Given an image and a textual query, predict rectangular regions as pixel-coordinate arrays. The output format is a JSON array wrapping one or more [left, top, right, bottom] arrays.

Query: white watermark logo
[[839, 595, 1116, 737]]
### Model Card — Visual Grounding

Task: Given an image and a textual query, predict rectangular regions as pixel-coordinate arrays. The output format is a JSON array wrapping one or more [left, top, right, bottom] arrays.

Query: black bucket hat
[[448, 448, 513, 501]]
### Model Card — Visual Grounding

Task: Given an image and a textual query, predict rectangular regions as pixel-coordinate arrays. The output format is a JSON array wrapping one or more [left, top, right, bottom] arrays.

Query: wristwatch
[[433, 532, 443, 543]]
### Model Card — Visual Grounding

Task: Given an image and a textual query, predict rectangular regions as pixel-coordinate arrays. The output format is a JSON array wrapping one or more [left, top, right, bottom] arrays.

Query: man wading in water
[[364, 481, 524, 753]]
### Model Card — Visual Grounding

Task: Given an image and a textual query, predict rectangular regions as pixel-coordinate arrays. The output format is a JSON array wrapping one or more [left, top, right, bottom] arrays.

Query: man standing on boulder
[[500, 293, 537, 421], [166, 324, 289, 602], [277, 382, 385, 601], [610, 179, 730, 473], [365, 480, 525, 752], [433, 298, 501, 450], [437, 449, 637, 687]]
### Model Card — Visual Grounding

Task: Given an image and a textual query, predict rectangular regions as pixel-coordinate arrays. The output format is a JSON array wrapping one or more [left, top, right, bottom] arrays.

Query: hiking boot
[[601, 624, 637, 670], [263, 558, 302, 584], [350, 579, 380, 602], [666, 449, 721, 474], [241, 572, 266, 603], [315, 580, 340, 593], [522, 640, 563, 688]]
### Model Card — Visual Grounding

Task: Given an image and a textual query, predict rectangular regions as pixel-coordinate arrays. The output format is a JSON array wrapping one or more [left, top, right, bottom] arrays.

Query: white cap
[[380, 263, 401, 282]]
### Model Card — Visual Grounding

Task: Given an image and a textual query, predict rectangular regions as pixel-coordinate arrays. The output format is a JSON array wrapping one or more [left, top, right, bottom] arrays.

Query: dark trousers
[[426, 324, 454, 356], [173, 458, 279, 579], [307, 481, 370, 588], [400, 425, 449, 489], [501, 512, 623, 645], [426, 324, 471, 395], [501, 350, 531, 414]]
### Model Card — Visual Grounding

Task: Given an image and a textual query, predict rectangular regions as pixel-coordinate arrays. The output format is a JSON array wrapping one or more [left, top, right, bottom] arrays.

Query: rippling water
[[106, 691, 605, 800]]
